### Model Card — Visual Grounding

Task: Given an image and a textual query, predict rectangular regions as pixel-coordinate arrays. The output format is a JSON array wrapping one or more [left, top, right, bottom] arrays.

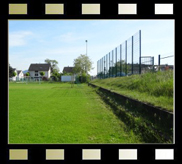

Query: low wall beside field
[[88, 82, 173, 143]]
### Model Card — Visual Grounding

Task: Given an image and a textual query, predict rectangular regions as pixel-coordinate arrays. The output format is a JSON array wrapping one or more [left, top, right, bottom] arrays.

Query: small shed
[[61, 75, 75, 82]]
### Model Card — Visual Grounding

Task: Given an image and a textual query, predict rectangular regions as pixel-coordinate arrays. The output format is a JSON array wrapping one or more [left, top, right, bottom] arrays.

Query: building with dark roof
[[62, 66, 75, 74], [28, 63, 51, 71], [28, 63, 51, 79], [9, 68, 24, 81], [61, 66, 76, 82]]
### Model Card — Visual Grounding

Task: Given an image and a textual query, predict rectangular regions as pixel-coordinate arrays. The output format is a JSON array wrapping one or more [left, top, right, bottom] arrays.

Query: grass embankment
[[9, 83, 142, 144], [91, 70, 173, 112]]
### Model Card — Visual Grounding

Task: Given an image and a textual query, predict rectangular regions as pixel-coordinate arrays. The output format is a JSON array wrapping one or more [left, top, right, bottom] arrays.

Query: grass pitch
[[9, 82, 141, 144]]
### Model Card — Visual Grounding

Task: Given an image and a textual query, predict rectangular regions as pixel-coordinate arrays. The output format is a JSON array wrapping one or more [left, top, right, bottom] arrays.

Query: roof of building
[[17, 70, 22, 75], [63, 66, 74, 73], [28, 63, 51, 71], [12, 68, 22, 75]]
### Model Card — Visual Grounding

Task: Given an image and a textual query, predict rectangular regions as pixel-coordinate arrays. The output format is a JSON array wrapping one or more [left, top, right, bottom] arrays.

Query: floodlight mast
[[85, 40, 87, 56], [85, 40, 88, 75]]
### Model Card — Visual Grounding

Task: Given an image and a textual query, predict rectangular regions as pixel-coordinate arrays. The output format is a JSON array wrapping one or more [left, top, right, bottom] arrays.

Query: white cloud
[[9, 31, 33, 47]]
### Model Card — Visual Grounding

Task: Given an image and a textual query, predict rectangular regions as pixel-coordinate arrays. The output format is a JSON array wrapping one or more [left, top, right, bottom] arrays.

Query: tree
[[73, 54, 93, 74], [40, 71, 45, 77], [62, 71, 73, 76], [107, 60, 131, 77], [25, 72, 30, 76], [44, 59, 59, 73], [51, 69, 61, 81], [9, 64, 14, 77], [79, 72, 90, 83], [12, 71, 17, 77]]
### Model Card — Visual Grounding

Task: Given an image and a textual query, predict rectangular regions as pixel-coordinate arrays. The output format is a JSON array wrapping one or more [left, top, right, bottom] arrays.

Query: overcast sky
[[9, 20, 174, 75]]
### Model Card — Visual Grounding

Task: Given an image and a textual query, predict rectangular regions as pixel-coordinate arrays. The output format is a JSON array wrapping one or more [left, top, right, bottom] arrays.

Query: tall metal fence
[[140, 56, 154, 73], [97, 30, 141, 79]]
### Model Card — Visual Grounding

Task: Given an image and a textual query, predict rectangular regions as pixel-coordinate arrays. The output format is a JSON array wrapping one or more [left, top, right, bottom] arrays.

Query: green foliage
[[9, 64, 14, 77], [39, 71, 45, 76], [78, 73, 91, 83], [12, 71, 17, 77], [73, 54, 93, 74], [95, 88, 173, 143], [91, 70, 174, 111], [25, 72, 30, 76], [98, 60, 131, 78], [45, 59, 59, 73], [62, 71, 73, 76], [51, 69, 61, 81]]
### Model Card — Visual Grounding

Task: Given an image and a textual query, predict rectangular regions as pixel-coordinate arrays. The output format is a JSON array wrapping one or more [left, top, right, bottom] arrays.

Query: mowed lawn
[[9, 82, 141, 144]]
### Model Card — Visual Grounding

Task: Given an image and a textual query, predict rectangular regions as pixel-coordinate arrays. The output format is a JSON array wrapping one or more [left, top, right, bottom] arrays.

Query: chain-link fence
[[97, 30, 141, 79], [158, 52, 174, 71], [140, 56, 154, 73]]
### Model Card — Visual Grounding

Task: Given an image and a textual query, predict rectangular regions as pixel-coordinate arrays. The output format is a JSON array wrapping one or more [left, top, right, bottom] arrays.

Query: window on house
[[35, 74, 38, 76]]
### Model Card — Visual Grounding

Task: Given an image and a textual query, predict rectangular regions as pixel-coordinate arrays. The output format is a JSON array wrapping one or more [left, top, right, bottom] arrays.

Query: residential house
[[62, 66, 75, 74], [28, 63, 51, 80], [10, 68, 24, 81], [61, 66, 75, 82]]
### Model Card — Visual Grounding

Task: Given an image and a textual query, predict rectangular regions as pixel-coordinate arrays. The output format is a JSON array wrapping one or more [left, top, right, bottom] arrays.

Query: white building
[[61, 75, 75, 82], [28, 63, 51, 80], [61, 66, 75, 82], [10, 69, 24, 81]]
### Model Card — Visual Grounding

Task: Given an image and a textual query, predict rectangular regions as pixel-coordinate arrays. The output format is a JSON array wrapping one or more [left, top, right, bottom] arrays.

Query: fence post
[[115, 47, 117, 77], [152, 57, 154, 72], [103, 56, 105, 79], [139, 30, 141, 74], [102, 57, 104, 78], [125, 40, 127, 75], [120, 44, 122, 76], [109, 52, 110, 78], [158, 54, 160, 71], [112, 50, 114, 77], [132, 36, 134, 74], [105, 55, 107, 78], [106, 54, 107, 78], [104, 56, 106, 78], [101, 58, 102, 79], [100, 59, 101, 79], [97, 60, 98, 78], [98, 60, 100, 77]]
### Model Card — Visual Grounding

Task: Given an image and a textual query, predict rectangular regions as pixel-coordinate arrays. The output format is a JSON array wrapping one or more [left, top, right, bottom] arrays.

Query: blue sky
[[9, 20, 174, 75]]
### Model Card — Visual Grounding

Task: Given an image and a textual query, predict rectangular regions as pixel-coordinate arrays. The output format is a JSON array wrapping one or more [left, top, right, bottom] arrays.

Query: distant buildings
[[62, 66, 75, 74], [61, 66, 75, 82], [9, 68, 24, 81]]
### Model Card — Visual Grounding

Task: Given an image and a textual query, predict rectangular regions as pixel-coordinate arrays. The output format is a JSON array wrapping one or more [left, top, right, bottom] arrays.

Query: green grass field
[[91, 70, 173, 112], [9, 82, 142, 144]]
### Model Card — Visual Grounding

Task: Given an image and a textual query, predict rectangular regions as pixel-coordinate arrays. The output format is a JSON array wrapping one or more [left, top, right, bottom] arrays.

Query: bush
[[26, 72, 30, 76], [12, 71, 17, 77], [79, 73, 90, 83], [51, 76, 60, 81], [40, 71, 45, 76], [42, 76, 48, 81]]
